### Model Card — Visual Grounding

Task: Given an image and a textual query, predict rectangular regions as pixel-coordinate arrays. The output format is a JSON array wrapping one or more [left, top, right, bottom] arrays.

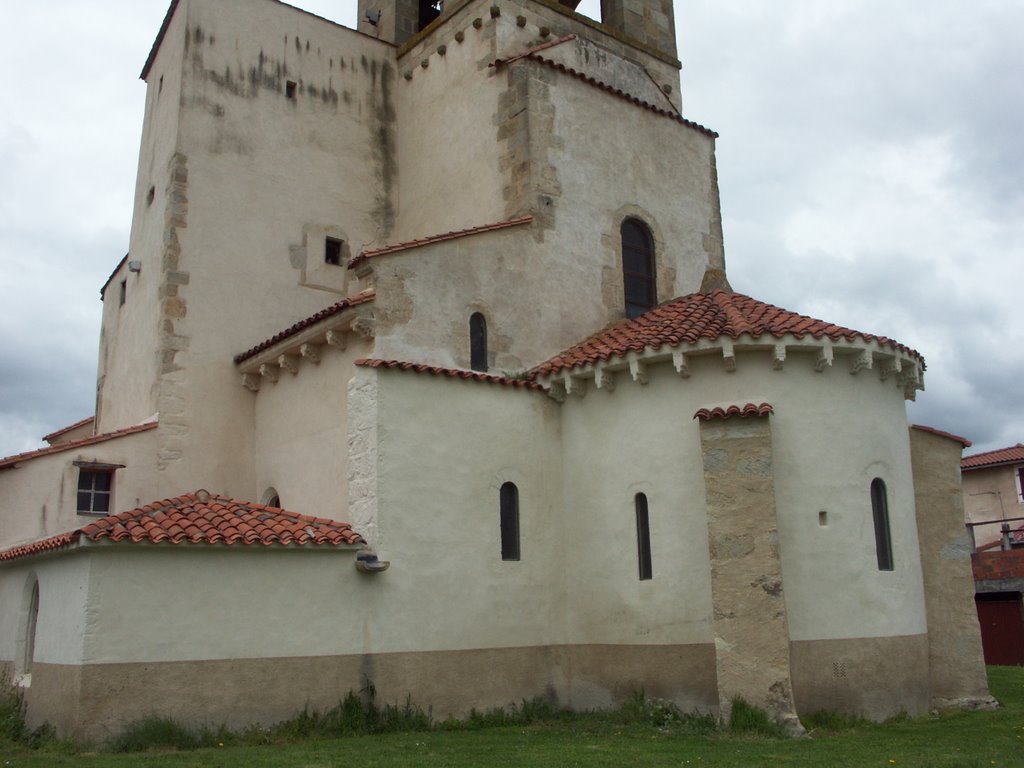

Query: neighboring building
[[0, 0, 994, 740], [963, 444, 1024, 665], [962, 444, 1024, 551]]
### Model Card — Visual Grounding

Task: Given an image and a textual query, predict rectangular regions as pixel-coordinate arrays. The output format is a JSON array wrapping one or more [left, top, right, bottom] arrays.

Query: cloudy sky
[[0, 0, 1020, 459]]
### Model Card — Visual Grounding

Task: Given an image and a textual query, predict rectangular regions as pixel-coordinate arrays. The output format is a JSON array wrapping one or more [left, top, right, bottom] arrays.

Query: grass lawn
[[2, 667, 1022, 767]]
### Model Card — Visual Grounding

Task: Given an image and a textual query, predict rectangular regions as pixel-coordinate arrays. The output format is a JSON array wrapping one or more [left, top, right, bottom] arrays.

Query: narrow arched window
[[500, 482, 520, 561], [23, 580, 39, 675], [635, 493, 652, 580], [470, 313, 488, 373], [621, 218, 656, 319], [871, 478, 894, 571], [262, 488, 281, 508]]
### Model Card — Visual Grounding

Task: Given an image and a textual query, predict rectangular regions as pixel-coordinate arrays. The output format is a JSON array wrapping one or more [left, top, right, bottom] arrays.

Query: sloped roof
[[0, 422, 158, 471], [349, 216, 534, 269], [41, 416, 95, 444], [0, 490, 363, 563], [962, 444, 1024, 471], [531, 289, 925, 377], [234, 291, 375, 364], [356, 358, 543, 390], [910, 424, 972, 448]]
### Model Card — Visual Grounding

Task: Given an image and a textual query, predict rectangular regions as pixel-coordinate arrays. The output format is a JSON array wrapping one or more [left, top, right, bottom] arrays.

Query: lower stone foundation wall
[[789, 634, 930, 720], [28, 643, 718, 741]]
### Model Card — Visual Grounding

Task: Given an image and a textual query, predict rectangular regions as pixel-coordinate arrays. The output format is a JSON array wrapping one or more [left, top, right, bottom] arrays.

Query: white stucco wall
[[0, 428, 160, 550], [361, 367, 567, 652], [0, 557, 90, 668], [250, 338, 373, 515], [556, 348, 927, 646], [560, 365, 714, 647]]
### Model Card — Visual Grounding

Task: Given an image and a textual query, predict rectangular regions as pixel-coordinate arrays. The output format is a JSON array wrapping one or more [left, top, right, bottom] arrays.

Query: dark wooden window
[[77, 469, 113, 514], [500, 482, 520, 561], [621, 218, 656, 319], [470, 313, 488, 372], [871, 478, 894, 571], [325, 237, 343, 266], [635, 493, 652, 580]]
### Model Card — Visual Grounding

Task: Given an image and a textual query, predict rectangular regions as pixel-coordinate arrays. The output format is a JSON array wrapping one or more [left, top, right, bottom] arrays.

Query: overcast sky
[[0, 0, 1021, 459]]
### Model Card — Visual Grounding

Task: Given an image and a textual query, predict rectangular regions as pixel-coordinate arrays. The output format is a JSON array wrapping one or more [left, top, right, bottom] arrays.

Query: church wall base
[[789, 634, 930, 720], [20, 643, 718, 742]]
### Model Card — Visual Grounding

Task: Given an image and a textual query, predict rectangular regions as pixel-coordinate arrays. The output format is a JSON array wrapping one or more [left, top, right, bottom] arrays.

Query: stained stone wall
[[698, 414, 802, 733]]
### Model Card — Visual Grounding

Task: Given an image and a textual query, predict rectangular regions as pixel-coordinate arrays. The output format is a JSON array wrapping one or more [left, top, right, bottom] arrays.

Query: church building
[[0, 0, 994, 740]]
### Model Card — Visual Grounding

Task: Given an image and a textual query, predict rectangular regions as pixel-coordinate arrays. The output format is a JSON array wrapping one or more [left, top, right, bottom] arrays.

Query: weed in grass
[[801, 709, 871, 733], [727, 696, 787, 738], [0, 672, 58, 749], [106, 715, 233, 752]]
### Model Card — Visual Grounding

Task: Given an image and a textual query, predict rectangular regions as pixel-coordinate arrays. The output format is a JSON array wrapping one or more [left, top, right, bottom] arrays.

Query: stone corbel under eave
[[238, 306, 375, 391]]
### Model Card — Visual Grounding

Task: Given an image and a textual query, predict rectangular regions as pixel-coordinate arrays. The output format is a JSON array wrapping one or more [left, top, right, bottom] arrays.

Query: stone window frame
[[14, 576, 39, 685]]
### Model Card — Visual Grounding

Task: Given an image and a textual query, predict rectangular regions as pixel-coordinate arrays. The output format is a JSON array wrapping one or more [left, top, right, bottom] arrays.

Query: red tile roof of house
[[0, 422, 158, 471], [349, 216, 534, 269], [961, 444, 1024, 470], [356, 359, 543, 390], [910, 424, 972, 448], [41, 416, 96, 444], [234, 290, 376, 364], [531, 289, 925, 377], [694, 402, 774, 421], [0, 490, 364, 562]]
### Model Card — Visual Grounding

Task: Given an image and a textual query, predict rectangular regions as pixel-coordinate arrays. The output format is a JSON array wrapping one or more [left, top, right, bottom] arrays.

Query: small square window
[[325, 237, 343, 266], [77, 469, 114, 515]]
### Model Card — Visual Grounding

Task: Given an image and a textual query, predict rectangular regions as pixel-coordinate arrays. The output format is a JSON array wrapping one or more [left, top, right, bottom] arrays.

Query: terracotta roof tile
[[41, 416, 95, 444], [531, 290, 925, 378], [0, 490, 364, 562], [961, 443, 1024, 470], [693, 402, 774, 421], [521, 54, 717, 138], [233, 290, 375, 364], [349, 216, 534, 268], [910, 424, 972, 448], [356, 359, 543, 390], [492, 34, 577, 66], [0, 421, 158, 471]]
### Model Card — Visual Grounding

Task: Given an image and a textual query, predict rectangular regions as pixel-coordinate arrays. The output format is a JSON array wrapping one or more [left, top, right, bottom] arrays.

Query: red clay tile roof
[[519, 54, 716, 138], [0, 422, 158, 471], [349, 216, 534, 269], [0, 490, 364, 562], [532, 290, 925, 378], [910, 424, 972, 448], [356, 359, 543, 390], [961, 444, 1024, 470], [42, 416, 95, 444], [234, 291, 375, 364], [694, 402, 774, 421]]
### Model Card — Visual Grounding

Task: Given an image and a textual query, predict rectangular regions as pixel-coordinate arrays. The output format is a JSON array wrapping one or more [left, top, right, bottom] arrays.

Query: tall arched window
[[635, 493, 653, 580], [470, 313, 488, 373], [871, 478, 894, 571], [500, 482, 520, 561], [21, 579, 39, 677], [621, 218, 656, 319]]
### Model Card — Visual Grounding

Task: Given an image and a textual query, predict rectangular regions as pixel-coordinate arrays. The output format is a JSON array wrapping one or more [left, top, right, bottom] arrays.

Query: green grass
[[2, 667, 1023, 767]]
